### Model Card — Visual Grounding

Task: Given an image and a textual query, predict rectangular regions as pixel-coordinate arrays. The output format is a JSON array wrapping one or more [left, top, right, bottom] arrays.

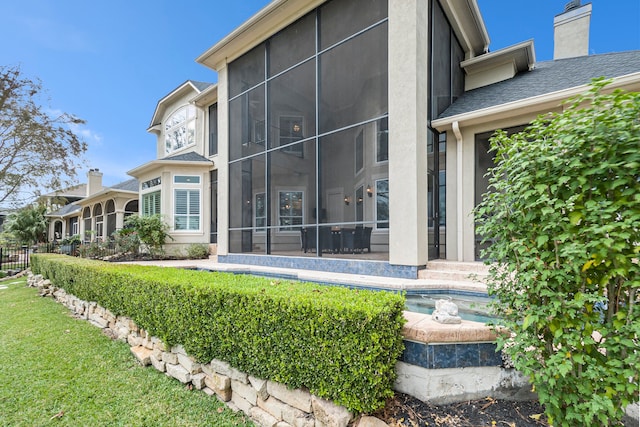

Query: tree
[[4, 204, 48, 245], [0, 65, 87, 206], [475, 79, 639, 426]]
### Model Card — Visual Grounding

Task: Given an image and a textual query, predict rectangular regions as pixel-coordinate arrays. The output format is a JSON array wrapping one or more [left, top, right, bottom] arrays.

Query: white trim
[[432, 72, 640, 130]]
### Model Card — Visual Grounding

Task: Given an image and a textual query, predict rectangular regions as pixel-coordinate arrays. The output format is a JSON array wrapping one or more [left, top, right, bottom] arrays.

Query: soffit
[[127, 159, 214, 178], [461, 40, 536, 75], [439, 0, 490, 58], [197, 0, 327, 70]]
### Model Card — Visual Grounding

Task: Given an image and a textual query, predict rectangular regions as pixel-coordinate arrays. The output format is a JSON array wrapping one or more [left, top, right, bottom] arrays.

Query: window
[[376, 117, 388, 162], [142, 177, 161, 190], [174, 175, 200, 184], [278, 191, 303, 231], [254, 192, 266, 232], [71, 218, 78, 236], [175, 189, 200, 231], [375, 179, 389, 229], [165, 105, 196, 155], [142, 191, 161, 217]]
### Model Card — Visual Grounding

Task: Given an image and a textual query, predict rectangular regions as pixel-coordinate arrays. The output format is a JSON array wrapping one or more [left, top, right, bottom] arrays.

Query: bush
[[475, 79, 639, 426], [123, 215, 171, 256], [112, 229, 140, 255], [31, 254, 406, 413], [186, 244, 209, 259]]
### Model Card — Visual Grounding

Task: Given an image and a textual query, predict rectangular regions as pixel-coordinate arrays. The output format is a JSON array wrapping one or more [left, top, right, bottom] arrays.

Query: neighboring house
[[116, 0, 639, 277], [46, 169, 139, 242], [128, 81, 216, 251]]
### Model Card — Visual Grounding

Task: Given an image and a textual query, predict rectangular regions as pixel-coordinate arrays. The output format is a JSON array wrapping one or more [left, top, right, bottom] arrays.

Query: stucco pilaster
[[216, 64, 230, 256], [388, 0, 429, 267]]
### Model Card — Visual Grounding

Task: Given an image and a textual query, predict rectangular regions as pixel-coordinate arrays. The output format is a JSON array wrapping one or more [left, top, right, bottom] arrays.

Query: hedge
[[31, 254, 406, 413]]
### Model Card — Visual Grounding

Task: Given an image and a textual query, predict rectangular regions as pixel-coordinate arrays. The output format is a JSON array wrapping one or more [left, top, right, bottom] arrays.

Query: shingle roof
[[110, 178, 139, 192], [164, 152, 212, 162], [439, 51, 640, 118], [47, 203, 82, 217]]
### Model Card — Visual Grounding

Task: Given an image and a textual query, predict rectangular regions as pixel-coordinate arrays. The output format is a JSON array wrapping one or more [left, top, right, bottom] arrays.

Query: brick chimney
[[86, 169, 103, 196], [554, 1, 592, 60]]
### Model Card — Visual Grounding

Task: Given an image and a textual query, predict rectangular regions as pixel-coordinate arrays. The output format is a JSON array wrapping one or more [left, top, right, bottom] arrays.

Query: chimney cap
[[564, 0, 581, 12]]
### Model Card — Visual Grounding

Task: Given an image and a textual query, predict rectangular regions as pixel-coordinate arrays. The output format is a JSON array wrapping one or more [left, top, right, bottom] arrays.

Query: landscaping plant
[[475, 79, 639, 426], [123, 214, 171, 256]]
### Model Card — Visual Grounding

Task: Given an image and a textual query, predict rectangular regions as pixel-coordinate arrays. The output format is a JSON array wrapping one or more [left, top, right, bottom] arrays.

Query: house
[[118, 0, 638, 277], [46, 169, 139, 242]]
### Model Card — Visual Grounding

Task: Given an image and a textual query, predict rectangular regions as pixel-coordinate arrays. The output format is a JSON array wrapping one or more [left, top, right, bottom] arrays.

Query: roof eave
[[128, 159, 214, 177], [196, 0, 326, 71], [432, 72, 640, 131]]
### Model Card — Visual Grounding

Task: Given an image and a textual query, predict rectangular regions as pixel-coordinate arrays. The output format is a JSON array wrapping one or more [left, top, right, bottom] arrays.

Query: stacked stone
[[27, 272, 358, 427]]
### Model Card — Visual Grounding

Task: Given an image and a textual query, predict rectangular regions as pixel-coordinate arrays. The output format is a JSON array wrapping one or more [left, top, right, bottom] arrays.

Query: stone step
[[425, 260, 491, 273]]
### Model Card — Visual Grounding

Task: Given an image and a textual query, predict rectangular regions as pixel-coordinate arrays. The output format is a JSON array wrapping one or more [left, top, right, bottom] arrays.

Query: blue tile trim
[[401, 340, 502, 369], [219, 254, 419, 279]]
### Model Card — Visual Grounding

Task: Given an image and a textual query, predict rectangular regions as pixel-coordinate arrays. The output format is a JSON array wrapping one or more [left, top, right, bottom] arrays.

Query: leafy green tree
[[5, 204, 48, 245], [0, 65, 87, 206], [475, 79, 639, 426], [123, 215, 171, 256]]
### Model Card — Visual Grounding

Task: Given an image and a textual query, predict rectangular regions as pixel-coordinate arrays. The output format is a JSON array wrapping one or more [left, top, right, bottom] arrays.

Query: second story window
[[165, 105, 196, 155]]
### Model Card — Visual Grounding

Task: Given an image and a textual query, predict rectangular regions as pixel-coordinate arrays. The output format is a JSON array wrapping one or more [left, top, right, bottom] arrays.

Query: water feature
[[404, 291, 497, 323]]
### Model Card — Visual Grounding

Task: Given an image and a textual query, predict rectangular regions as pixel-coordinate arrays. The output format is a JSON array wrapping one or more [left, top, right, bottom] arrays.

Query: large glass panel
[[319, 23, 388, 133], [431, 1, 452, 118], [318, 126, 362, 226], [229, 156, 266, 230], [229, 85, 265, 161], [269, 12, 315, 77], [209, 103, 218, 156], [319, 0, 387, 50], [229, 230, 266, 254], [452, 38, 465, 104], [269, 140, 317, 229], [268, 60, 316, 150], [228, 43, 265, 98]]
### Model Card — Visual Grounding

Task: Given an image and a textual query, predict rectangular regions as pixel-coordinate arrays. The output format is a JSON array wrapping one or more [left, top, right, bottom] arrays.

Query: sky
[[1, 0, 639, 193]]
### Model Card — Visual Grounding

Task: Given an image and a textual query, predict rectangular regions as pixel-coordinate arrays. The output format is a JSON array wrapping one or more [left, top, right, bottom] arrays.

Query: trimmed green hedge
[[31, 254, 405, 413]]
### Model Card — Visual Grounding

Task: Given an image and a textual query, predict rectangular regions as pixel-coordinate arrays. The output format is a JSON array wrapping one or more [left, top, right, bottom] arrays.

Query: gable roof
[[438, 51, 640, 119], [164, 152, 211, 162], [148, 80, 215, 131]]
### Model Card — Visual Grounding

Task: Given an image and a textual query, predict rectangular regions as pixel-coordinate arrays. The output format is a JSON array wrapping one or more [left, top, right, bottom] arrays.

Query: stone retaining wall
[[28, 273, 361, 427]]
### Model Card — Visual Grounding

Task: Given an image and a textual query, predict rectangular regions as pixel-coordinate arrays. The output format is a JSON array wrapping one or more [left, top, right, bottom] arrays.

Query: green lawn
[[0, 278, 254, 427]]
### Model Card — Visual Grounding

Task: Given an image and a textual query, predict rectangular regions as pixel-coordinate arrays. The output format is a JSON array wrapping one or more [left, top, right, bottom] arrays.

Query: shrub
[[123, 215, 171, 256], [31, 254, 406, 413], [186, 244, 209, 259], [475, 79, 639, 426], [112, 229, 140, 255]]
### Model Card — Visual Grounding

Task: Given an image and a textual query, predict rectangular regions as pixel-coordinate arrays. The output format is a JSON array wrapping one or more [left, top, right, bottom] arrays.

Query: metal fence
[[0, 246, 30, 271]]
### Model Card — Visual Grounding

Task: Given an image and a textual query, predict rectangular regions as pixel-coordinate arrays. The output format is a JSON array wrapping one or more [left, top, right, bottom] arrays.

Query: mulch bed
[[371, 393, 549, 426], [372, 393, 637, 427]]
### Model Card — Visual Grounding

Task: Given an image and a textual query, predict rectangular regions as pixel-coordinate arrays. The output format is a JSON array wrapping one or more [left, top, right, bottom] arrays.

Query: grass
[[0, 278, 254, 427]]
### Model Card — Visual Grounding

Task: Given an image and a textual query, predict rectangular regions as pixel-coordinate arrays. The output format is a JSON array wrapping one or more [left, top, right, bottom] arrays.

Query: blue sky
[[1, 0, 638, 190]]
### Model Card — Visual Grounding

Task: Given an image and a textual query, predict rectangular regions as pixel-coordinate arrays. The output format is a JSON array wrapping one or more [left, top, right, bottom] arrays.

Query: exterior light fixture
[[366, 185, 373, 197], [344, 196, 351, 205]]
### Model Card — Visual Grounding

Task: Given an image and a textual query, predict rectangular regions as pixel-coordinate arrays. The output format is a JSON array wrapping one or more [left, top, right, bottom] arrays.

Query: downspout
[[452, 121, 464, 262]]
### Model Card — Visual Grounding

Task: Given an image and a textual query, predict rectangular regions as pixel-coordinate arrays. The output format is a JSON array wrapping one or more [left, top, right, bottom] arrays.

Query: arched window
[[106, 200, 116, 239], [93, 204, 104, 240], [165, 105, 196, 155]]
